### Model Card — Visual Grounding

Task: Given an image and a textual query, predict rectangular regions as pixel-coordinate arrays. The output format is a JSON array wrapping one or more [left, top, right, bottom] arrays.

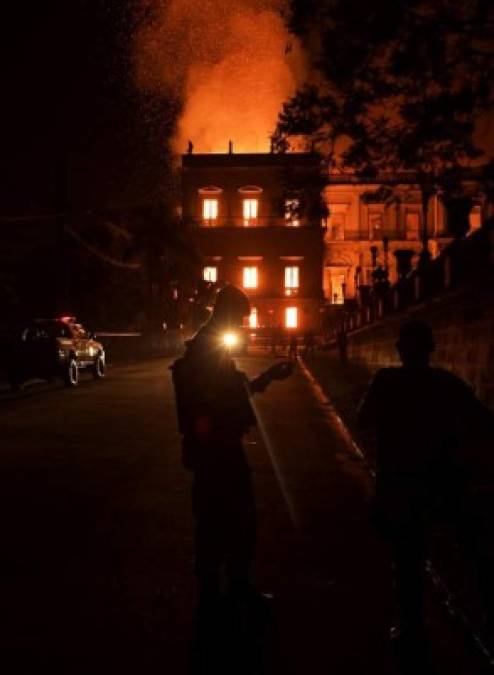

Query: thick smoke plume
[[133, 0, 304, 153]]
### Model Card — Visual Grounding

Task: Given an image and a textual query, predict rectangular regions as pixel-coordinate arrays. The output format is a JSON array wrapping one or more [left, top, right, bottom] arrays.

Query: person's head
[[397, 321, 435, 367], [211, 284, 250, 328]]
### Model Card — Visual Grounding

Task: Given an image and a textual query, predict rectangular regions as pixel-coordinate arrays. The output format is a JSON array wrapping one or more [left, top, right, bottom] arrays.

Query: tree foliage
[[67, 204, 201, 332], [276, 0, 494, 181]]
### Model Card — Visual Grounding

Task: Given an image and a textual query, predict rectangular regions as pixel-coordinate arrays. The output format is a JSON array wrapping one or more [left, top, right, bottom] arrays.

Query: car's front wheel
[[92, 354, 106, 379], [64, 358, 79, 387]]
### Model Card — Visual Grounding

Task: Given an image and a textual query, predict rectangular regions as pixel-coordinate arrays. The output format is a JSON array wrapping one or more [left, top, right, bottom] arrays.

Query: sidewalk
[[301, 349, 494, 663]]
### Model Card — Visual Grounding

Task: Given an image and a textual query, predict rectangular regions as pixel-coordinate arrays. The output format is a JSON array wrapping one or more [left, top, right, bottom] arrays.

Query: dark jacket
[[358, 366, 494, 529], [171, 326, 256, 472]]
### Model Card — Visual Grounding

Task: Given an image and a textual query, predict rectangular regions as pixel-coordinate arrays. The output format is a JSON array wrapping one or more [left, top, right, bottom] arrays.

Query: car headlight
[[222, 332, 239, 348]]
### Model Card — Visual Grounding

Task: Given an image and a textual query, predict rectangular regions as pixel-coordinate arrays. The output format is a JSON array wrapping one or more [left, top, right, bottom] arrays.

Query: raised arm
[[248, 361, 294, 394]]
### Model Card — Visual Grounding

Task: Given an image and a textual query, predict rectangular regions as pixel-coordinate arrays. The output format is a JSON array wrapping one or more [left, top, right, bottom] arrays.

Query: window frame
[[203, 266, 218, 283], [242, 265, 258, 289], [202, 198, 219, 223], [284, 266, 300, 290], [248, 307, 258, 328], [331, 273, 346, 305], [242, 198, 259, 226], [285, 307, 298, 329], [285, 198, 301, 227]]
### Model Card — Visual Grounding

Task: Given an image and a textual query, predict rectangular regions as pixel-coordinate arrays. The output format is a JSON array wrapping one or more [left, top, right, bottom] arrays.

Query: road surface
[[0, 357, 489, 674]]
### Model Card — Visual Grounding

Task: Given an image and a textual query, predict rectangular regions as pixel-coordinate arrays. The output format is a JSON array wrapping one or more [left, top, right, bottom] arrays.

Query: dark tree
[[0, 2, 197, 331], [276, 0, 494, 252]]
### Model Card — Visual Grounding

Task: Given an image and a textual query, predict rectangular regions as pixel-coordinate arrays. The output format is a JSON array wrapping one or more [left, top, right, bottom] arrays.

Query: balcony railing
[[325, 230, 452, 242], [196, 216, 314, 228], [323, 225, 494, 342]]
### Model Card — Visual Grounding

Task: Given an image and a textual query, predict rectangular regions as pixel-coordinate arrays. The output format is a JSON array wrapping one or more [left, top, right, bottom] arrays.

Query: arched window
[[239, 186, 262, 226], [198, 187, 222, 224], [198, 186, 223, 195], [238, 186, 263, 195]]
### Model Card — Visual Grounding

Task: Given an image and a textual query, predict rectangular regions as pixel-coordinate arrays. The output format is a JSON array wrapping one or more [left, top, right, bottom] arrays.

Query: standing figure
[[303, 329, 315, 358], [357, 321, 493, 661], [171, 285, 293, 616], [270, 325, 277, 356], [288, 334, 298, 360]]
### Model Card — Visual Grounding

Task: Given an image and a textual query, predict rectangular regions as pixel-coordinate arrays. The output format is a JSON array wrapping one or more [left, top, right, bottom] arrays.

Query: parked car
[[5, 317, 105, 389]]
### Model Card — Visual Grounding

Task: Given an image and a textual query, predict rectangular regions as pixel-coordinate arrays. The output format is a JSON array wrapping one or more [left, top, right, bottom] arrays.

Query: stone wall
[[339, 279, 494, 408]]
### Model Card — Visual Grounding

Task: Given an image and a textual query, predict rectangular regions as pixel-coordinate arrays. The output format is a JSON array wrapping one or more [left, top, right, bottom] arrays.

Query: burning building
[[181, 149, 325, 332], [181, 148, 486, 331], [323, 174, 484, 305], [136, 0, 487, 332]]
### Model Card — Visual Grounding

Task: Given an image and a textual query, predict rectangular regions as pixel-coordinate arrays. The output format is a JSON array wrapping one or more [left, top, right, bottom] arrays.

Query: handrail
[[323, 226, 494, 341], [194, 216, 317, 228]]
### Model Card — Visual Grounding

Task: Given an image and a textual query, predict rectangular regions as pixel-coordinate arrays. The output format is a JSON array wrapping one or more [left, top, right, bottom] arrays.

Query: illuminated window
[[329, 213, 345, 240], [203, 199, 218, 223], [248, 307, 258, 328], [405, 211, 420, 240], [203, 266, 217, 282], [369, 213, 383, 240], [284, 266, 299, 295], [469, 205, 482, 232], [243, 199, 258, 225], [331, 274, 345, 304], [285, 199, 300, 226], [285, 307, 298, 329], [243, 266, 258, 289]]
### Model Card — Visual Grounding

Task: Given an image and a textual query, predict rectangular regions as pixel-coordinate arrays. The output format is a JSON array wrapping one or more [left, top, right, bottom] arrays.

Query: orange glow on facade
[[249, 307, 258, 328], [203, 199, 218, 223], [284, 266, 299, 292], [243, 198, 258, 226], [203, 266, 217, 282], [243, 266, 258, 288], [285, 199, 300, 226], [285, 307, 298, 328], [183, 152, 324, 334], [331, 274, 346, 305]]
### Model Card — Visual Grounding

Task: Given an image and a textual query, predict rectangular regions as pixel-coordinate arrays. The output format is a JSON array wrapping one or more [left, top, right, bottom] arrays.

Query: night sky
[[0, 2, 172, 216]]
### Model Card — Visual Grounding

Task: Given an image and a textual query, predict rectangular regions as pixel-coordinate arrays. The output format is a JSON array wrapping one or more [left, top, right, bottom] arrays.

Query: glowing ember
[[133, 0, 305, 153]]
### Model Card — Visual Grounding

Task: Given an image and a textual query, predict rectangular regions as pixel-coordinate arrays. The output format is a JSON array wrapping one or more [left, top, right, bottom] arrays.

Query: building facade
[[181, 152, 486, 330], [181, 152, 325, 332], [323, 175, 484, 304]]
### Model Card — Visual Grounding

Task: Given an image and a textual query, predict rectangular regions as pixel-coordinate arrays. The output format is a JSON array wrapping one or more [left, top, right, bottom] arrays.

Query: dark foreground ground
[[0, 355, 491, 674]]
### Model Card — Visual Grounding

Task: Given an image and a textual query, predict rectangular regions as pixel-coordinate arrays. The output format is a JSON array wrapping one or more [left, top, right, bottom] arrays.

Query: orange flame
[[133, 0, 305, 153]]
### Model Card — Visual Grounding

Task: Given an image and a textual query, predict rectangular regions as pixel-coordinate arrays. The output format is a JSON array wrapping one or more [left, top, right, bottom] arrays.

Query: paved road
[[0, 358, 489, 674]]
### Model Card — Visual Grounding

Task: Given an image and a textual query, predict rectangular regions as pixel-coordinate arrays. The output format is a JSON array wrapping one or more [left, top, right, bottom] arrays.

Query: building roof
[[181, 152, 321, 169]]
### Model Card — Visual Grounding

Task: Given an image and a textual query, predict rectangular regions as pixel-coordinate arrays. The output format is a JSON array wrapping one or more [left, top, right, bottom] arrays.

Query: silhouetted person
[[288, 334, 298, 360], [303, 329, 315, 358], [336, 327, 348, 363], [357, 321, 493, 659], [270, 326, 278, 355], [171, 285, 293, 621]]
